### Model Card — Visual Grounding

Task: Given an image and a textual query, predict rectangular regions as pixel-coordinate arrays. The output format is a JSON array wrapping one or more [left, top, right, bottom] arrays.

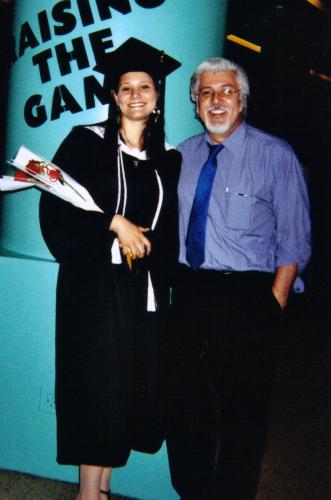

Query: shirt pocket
[[223, 189, 254, 230]]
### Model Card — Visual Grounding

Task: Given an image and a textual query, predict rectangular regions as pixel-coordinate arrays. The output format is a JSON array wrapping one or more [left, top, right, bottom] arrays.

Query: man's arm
[[272, 263, 298, 309]]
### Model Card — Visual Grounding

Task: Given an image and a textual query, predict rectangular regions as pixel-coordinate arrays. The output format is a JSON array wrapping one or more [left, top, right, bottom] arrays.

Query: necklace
[[120, 128, 142, 150]]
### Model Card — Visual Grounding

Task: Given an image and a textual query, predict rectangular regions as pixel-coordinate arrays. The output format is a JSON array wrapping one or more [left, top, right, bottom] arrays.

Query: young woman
[[39, 38, 181, 500]]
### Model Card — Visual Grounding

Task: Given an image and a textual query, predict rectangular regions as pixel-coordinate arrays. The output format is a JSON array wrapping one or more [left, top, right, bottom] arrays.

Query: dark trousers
[[167, 266, 283, 500]]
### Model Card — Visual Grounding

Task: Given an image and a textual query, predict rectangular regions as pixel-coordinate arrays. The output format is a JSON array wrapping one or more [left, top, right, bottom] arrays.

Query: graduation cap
[[94, 37, 181, 104]]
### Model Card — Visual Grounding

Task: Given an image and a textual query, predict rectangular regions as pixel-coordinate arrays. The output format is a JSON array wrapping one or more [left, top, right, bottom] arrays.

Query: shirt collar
[[118, 135, 147, 160]]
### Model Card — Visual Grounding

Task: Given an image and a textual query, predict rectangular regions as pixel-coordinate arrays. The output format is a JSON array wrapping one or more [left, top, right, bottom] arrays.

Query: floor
[[256, 290, 330, 500], [0, 292, 329, 500], [0, 469, 135, 499]]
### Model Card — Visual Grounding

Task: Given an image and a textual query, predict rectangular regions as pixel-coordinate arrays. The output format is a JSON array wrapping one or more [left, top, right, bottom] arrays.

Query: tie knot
[[208, 143, 224, 161]]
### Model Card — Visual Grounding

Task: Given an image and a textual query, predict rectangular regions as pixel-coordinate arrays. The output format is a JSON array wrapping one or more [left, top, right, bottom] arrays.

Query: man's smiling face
[[197, 70, 244, 143]]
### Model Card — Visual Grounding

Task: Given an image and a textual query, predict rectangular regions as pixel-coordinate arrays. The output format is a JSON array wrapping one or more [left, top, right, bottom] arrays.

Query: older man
[[167, 58, 311, 499]]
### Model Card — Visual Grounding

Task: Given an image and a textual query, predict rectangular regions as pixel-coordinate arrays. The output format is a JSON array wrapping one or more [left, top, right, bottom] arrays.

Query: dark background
[[224, 0, 331, 306], [0, 0, 13, 165], [224, 2, 330, 497]]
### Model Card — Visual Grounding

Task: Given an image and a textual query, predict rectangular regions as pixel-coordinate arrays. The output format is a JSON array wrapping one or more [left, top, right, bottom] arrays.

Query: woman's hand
[[110, 214, 151, 259]]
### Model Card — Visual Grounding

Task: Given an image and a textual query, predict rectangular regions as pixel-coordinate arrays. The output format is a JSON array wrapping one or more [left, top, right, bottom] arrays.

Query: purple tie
[[186, 143, 224, 269]]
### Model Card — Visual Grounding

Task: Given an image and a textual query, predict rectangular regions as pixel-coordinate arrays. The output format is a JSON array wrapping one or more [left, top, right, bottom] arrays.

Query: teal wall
[[0, 1, 227, 498]]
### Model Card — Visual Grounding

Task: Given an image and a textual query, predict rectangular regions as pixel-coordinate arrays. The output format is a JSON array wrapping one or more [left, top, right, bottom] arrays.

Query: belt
[[176, 264, 274, 287]]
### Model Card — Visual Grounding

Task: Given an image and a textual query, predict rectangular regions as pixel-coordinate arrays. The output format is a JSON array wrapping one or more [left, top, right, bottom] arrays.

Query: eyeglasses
[[197, 86, 241, 100]]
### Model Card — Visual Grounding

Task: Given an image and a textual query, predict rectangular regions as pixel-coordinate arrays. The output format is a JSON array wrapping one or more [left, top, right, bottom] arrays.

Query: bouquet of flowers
[[1, 145, 132, 268], [2, 145, 103, 213]]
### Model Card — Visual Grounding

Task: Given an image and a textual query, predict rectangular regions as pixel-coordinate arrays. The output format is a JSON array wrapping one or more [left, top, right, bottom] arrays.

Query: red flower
[[26, 160, 44, 175], [15, 171, 29, 182], [47, 168, 62, 182]]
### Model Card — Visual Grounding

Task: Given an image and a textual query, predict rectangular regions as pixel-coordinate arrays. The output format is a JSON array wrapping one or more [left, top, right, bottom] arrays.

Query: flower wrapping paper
[[4, 145, 103, 213]]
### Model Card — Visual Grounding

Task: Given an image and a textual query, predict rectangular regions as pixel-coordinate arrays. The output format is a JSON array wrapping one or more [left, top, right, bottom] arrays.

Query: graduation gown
[[39, 126, 181, 467]]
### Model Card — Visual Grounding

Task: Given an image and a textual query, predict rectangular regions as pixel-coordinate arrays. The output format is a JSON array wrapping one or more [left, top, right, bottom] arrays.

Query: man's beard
[[205, 121, 232, 136], [203, 104, 242, 137], [204, 106, 232, 136]]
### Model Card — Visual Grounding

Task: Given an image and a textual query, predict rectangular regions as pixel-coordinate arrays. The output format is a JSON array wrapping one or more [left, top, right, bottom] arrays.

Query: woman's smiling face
[[113, 72, 158, 123]]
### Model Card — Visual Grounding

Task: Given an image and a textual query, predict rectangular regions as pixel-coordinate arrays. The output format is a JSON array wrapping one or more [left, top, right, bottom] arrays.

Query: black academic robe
[[39, 126, 181, 467]]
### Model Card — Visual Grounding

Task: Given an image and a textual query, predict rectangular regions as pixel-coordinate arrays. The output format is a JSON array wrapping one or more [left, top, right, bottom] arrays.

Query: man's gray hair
[[190, 57, 250, 112]]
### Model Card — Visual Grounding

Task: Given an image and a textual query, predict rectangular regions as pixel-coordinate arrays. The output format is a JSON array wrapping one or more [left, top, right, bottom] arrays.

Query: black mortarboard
[[94, 37, 181, 91]]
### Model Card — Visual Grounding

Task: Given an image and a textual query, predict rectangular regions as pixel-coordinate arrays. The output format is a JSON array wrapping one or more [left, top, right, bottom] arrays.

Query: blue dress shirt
[[177, 122, 311, 273]]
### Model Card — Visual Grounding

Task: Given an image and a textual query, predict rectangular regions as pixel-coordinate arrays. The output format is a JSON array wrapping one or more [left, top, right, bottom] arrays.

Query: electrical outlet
[[39, 386, 55, 414]]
